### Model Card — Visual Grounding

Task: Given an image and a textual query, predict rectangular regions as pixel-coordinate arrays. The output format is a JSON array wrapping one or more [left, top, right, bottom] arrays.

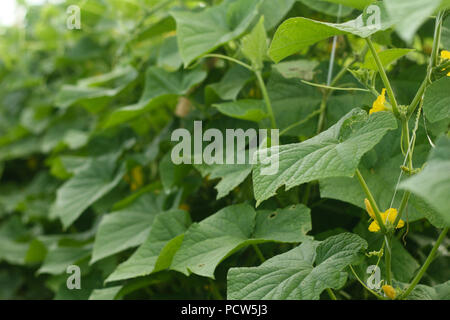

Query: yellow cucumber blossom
[[382, 285, 396, 299], [364, 199, 405, 233], [369, 88, 388, 114], [364, 198, 376, 220], [441, 51, 450, 76], [441, 50, 450, 60], [130, 166, 144, 191]]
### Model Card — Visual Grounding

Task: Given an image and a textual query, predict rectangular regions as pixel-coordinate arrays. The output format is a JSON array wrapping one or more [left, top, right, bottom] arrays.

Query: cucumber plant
[[0, 0, 448, 300]]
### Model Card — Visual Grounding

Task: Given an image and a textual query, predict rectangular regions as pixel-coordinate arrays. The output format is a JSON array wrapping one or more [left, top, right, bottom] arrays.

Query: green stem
[[393, 191, 410, 228], [255, 71, 277, 129], [326, 288, 338, 300], [317, 94, 330, 134], [366, 37, 400, 118], [407, 78, 428, 118], [396, 100, 423, 227], [355, 169, 387, 234], [200, 54, 253, 71], [401, 120, 414, 169], [384, 235, 392, 285], [199, 55, 276, 129], [407, 11, 444, 118], [252, 244, 266, 263], [431, 11, 443, 70], [301, 80, 370, 92], [399, 228, 448, 299]]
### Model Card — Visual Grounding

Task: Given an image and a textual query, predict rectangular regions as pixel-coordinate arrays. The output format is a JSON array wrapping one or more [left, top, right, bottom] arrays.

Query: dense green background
[[0, 0, 448, 300]]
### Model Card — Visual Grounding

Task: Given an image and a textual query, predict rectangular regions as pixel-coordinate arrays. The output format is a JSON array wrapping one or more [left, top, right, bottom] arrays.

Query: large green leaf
[[50, 154, 126, 229], [102, 67, 206, 128], [269, 2, 392, 62], [171, 0, 261, 67], [400, 137, 450, 227], [90, 193, 165, 264], [423, 77, 450, 123], [253, 109, 398, 206], [227, 233, 367, 299], [106, 210, 191, 283], [171, 203, 311, 278]]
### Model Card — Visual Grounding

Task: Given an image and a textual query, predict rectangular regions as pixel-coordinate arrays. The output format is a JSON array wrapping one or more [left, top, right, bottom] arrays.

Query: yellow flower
[[369, 88, 388, 114], [368, 220, 381, 232], [383, 208, 405, 228], [441, 50, 450, 60], [364, 199, 376, 219], [130, 166, 144, 191], [365, 200, 405, 233], [441, 51, 450, 76], [382, 285, 396, 299]]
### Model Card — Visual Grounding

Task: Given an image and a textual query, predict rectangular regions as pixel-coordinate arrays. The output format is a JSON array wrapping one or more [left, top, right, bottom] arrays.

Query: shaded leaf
[[106, 210, 191, 282], [50, 154, 126, 228], [171, 203, 311, 278], [172, 0, 261, 66], [91, 193, 165, 264]]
